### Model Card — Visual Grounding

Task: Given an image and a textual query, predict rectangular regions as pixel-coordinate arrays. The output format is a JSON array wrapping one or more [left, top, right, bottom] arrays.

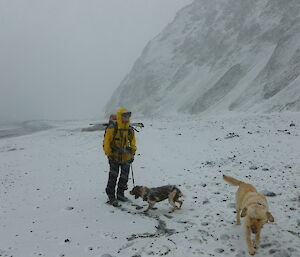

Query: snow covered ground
[[0, 112, 299, 257]]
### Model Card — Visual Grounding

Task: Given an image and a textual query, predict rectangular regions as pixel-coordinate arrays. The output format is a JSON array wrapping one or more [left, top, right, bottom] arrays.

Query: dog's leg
[[144, 201, 155, 212], [236, 207, 241, 225], [245, 225, 255, 255], [174, 191, 183, 209], [176, 199, 183, 209], [235, 192, 241, 225], [254, 229, 261, 247], [168, 191, 179, 211]]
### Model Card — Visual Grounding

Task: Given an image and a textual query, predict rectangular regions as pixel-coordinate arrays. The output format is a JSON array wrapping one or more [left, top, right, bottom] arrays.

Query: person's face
[[122, 116, 129, 124], [121, 112, 131, 124]]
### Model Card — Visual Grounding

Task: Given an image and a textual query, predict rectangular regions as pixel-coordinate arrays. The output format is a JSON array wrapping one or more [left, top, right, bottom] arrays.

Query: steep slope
[[106, 0, 300, 116]]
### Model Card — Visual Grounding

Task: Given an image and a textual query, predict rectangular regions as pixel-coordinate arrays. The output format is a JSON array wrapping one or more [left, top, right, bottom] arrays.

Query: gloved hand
[[126, 146, 132, 152], [127, 158, 134, 164], [118, 147, 126, 154]]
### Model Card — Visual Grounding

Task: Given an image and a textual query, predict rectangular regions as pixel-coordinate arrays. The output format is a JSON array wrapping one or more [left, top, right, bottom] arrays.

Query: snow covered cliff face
[[106, 0, 300, 116]]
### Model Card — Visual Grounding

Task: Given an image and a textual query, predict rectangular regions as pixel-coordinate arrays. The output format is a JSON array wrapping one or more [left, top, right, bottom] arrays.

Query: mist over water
[[0, 0, 192, 122]]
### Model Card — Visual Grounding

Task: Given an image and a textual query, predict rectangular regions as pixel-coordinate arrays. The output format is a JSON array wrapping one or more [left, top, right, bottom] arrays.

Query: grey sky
[[0, 0, 192, 122]]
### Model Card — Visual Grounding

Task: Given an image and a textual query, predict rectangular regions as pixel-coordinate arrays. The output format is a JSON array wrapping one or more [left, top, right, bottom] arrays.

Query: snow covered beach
[[0, 113, 299, 257]]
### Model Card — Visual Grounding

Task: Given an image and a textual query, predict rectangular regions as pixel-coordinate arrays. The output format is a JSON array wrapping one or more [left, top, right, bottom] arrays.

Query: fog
[[0, 0, 192, 122]]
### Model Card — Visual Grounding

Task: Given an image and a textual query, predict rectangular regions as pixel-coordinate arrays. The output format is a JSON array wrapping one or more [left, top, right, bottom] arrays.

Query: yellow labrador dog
[[223, 174, 274, 255]]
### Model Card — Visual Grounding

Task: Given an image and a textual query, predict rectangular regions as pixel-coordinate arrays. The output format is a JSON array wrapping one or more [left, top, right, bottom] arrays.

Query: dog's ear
[[241, 208, 247, 217], [131, 186, 141, 199], [130, 186, 138, 196], [129, 187, 135, 195], [266, 212, 274, 222]]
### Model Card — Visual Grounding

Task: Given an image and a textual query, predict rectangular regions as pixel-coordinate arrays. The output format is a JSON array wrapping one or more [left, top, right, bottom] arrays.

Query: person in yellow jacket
[[103, 108, 137, 206]]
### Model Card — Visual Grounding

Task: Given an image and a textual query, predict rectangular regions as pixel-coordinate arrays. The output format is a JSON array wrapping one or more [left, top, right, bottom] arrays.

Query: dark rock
[[261, 190, 277, 197], [215, 248, 224, 253], [287, 247, 297, 253], [225, 132, 239, 139], [269, 249, 280, 254], [260, 243, 272, 248], [202, 199, 209, 204]]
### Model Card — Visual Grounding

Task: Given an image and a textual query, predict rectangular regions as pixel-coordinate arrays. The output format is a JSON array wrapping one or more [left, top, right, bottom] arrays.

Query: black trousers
[[105, 160, 130, 198]]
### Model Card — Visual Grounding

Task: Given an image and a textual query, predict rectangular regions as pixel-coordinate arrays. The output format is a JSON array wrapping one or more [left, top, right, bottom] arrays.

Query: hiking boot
[[117, 194, 129, 202], [107, 197, 121, 207]]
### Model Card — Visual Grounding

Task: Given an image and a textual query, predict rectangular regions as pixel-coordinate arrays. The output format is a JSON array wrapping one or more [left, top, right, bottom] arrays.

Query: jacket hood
[[116, 108, 130, 129]]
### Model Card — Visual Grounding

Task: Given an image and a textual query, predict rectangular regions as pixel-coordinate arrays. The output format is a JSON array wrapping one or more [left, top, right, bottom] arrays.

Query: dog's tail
[[223, 174, 243, 186]]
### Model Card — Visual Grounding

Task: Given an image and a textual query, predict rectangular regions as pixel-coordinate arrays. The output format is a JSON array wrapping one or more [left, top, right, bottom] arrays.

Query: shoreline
[[0, 121, 53, 139]]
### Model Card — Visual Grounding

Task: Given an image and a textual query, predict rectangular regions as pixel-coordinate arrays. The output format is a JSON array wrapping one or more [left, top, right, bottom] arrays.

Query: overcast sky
[[0, 0, 193, 122]]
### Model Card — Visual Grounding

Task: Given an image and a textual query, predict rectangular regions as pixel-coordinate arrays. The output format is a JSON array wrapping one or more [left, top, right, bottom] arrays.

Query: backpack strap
[[112, 123, 118, 139], [109, 123, 118, 151], [110, 124, 133, 154]]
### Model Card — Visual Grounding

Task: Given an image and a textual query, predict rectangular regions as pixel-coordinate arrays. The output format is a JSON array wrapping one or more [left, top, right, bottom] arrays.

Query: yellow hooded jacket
[[103, 108, 137, 163]]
